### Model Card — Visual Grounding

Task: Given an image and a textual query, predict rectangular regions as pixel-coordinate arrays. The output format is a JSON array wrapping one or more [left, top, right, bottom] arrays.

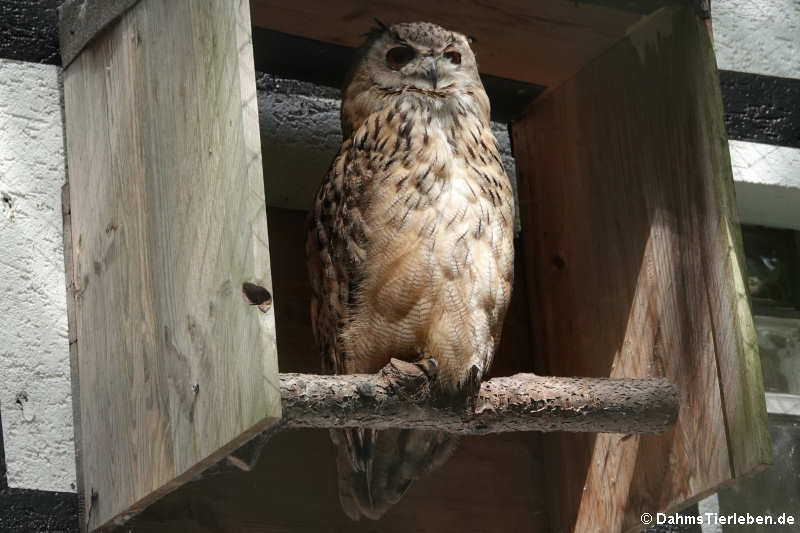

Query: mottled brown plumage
[[306, 21, 514, 520]]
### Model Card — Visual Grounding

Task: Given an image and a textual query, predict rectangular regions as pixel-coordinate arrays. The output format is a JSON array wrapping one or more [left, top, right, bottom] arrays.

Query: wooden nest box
[[59, 0, 771, 531]]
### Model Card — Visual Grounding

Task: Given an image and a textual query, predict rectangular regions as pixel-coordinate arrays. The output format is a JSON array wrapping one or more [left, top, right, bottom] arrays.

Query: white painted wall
[[712, 1, 800, 231], [730, 141, 800, 230], [713, 0, 800, 79], [0, 58, 75, 493]]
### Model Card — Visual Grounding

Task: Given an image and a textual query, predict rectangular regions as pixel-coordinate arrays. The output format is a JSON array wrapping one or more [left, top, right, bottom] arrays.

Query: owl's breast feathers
[[307, 89, 514, 391]]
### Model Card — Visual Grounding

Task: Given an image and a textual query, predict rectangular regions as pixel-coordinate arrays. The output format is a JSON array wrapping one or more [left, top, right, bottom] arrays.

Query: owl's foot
[[460, 364, 482, 414], [378, 358, 481, 413], [414, 357, 440, 379], [381, 357, 439, 403]]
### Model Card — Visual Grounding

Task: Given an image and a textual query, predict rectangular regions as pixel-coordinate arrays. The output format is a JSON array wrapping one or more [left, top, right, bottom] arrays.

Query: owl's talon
[[382, 358, 437, 403], [356, 382, 377, 399], [460, 365, 483, 414], [415, 358, 439, 379]]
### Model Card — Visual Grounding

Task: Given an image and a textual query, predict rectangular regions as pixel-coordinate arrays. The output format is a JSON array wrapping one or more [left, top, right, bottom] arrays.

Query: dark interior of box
[[126, 214, 546, 533]]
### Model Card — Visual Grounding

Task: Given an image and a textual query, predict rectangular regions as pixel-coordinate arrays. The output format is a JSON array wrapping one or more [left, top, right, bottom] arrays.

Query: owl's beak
[[422, 59, 439, 90]]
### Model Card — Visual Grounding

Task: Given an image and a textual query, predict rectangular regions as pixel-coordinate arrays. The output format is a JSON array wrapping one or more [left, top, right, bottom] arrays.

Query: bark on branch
[[222, 359, 678, 473], [279, 360, 678, 434]]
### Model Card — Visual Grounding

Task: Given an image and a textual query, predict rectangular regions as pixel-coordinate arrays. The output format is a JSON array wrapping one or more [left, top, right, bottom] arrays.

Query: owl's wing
[[308, 135, 458, 521], [306, 138, 368, 375], [307, 139, 382, 518]]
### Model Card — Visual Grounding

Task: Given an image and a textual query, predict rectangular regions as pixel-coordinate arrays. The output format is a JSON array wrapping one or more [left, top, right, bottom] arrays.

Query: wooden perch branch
[[279, 359, 678, 434], [223, 359, 678, 473]]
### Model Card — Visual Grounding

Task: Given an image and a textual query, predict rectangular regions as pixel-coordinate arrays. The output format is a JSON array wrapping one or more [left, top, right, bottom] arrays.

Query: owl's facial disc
[[381, 41, 465, 92]]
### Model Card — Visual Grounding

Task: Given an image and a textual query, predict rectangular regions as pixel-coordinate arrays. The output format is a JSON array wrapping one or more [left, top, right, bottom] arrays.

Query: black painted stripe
[[0, 0, 61, 65], [0, 411, 79, 532], [719, 70, 800, 149], [0, 489, 79, 533]]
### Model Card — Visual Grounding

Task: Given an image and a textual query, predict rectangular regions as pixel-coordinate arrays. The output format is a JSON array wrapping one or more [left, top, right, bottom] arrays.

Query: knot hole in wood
[[242, 282, 272, 312]]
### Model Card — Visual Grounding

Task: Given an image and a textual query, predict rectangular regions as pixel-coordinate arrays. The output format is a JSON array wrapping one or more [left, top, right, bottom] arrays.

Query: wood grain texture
[[61, 183, 85, 527], [511, 6, 770, 532], [695, 31, 774, 481], [62, 0, 280, 529], [122, 207, 548, 532], [249, 0, 650, 88]]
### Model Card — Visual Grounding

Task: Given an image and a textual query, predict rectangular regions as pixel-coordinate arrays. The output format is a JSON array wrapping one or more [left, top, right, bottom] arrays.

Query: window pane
[[714, 415, 800, 530], [741, 226, 799, 311], [755, 316, 800, 395]]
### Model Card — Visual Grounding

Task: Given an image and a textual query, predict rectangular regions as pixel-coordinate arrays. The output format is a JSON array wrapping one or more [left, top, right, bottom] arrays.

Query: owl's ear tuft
[[364, 18, 394, 41]]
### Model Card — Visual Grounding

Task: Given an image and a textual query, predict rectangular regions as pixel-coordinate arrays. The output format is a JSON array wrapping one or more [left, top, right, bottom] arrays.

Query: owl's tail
[[331, 427, 458, 520]]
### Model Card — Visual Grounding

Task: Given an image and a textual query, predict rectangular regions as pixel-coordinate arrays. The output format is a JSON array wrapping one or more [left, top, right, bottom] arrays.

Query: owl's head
[[340, 21, 488, 138], [354, 21, 480, 94]]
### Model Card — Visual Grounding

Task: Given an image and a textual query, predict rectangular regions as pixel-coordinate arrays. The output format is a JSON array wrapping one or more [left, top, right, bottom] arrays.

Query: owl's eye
[[386, 46, 416, 69], [444, 48, 461, 65]]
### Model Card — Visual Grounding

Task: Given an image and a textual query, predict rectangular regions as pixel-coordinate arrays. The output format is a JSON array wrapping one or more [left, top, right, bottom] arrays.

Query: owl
[[306, 21, 515, 520]]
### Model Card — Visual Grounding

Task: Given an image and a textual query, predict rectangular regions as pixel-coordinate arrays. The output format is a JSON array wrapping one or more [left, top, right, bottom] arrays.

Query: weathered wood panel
[[249, 0, 653, 88], [511, 6, 770, 532], [62, 0, 280, 529], [61, 183, 85, 527], [125, 207, 549, 532]]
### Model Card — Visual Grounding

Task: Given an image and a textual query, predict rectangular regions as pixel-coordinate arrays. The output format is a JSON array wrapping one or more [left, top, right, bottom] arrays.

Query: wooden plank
[[696, 30, 775, 480], [249, 0, 650, 88], [61, 0, 280, 529], [511, 6, 770, 532], [124, 207, 549, 532], [61, 183, 85, 527]]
